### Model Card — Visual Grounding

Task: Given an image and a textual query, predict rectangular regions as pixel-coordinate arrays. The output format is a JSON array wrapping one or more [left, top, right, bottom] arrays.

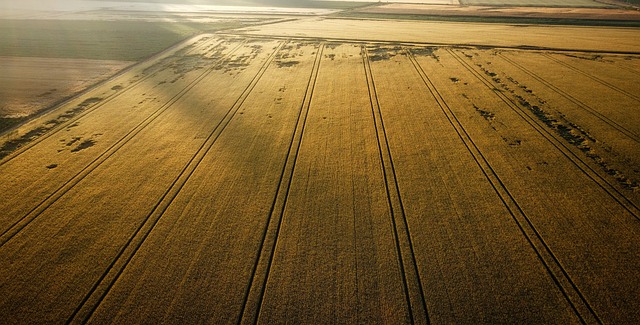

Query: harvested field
[[356, 4, 640, 21], [0, 56, 131, 132], [459, 0, 611, 7], [0, 33, 638, 324], [239, 18, 640, 52]]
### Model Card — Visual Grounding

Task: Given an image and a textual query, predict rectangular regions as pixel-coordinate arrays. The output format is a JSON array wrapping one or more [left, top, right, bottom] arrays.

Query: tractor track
[[408, 48, 602, 324], [68, 40, 285, 324], [363, 46, 430, 325], [498, 52, 640, 144], [0, 40, 246, 246]]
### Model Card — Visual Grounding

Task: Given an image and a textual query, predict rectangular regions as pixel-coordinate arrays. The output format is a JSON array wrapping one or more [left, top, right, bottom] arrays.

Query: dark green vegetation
[[0, 19, 251, 61], [336, 11, 640, 27]]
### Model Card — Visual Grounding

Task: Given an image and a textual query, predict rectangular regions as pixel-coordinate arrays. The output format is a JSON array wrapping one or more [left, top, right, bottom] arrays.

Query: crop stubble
[[0, 32, 638, 323]]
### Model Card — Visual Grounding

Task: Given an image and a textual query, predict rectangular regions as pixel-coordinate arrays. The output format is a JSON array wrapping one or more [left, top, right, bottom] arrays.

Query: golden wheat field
[[1, 11, 639, 325]]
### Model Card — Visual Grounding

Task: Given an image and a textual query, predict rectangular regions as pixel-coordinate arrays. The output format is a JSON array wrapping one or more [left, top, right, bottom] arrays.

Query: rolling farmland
[[1, 24, 639, 325]]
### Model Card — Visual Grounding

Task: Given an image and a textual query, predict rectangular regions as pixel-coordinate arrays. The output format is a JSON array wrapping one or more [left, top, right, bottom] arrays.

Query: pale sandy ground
[[0, 57, 131, 118], [358, 3, 640, 20]]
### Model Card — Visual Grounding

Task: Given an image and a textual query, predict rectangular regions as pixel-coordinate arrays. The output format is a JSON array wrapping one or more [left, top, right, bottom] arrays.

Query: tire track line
[[363, 46, 430, 325], [0, 41, 246, 247], [0, 35, 218, 166], [68, 40, 285, 324], [542, 53, 640, 103], [498, 52, 640, 144], [451, 49, 640, 220], [407, 49, 601, 324], [237, 42, 324, 325]]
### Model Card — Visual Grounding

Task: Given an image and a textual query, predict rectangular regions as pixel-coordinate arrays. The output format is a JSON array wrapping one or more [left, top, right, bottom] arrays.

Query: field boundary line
[[542, 53, 640, 103], [237, 42, 324, 325], [452, 49, 640, 219], [67, 40, 285, 324], [0, 40, 245, 247], [363, 45, 430, 324], [0, 35, 217, 165], [497, 52, 640, 143], [407, 49, 601, 324]]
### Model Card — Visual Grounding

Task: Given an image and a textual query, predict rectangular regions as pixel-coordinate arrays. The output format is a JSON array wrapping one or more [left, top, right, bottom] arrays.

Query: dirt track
[[0, 32, 638, 323]]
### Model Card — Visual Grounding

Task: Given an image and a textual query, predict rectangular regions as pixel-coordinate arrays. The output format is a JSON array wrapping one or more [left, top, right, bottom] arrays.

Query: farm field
[[459, 0, 612, 7], [239, 17, 640, 52], [355, 3, 640, 21], [0, 30, 638, 324], [0, 17, 263, 133], [0, 57, 131, 130]]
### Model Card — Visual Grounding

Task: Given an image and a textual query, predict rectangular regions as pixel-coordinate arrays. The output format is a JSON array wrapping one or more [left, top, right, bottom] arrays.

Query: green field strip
[[437, 48, 640, 324], [367, 47, 584, 323], [254, 43, 412, 324], [0, 39, 279, 323], [79, 42, 318, 324]]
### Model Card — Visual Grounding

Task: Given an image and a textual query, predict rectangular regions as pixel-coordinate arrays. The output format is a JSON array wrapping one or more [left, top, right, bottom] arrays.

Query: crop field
[[0, 57, 131, 131], [0, 17, 264, 133], [355, 4, 640, 22], [0, 31, 638, 324], [459, 0, 612, 7], [239, 18, 640, 52]]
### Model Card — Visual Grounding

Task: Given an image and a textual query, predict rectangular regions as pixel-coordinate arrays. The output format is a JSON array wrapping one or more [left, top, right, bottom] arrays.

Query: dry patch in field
[[0, 33, 638, 324]]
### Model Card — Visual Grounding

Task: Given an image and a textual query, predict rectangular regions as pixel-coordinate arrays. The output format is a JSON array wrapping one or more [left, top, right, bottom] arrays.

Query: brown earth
[[0, 33, 638, 324], [357, 3, 640, 21]]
